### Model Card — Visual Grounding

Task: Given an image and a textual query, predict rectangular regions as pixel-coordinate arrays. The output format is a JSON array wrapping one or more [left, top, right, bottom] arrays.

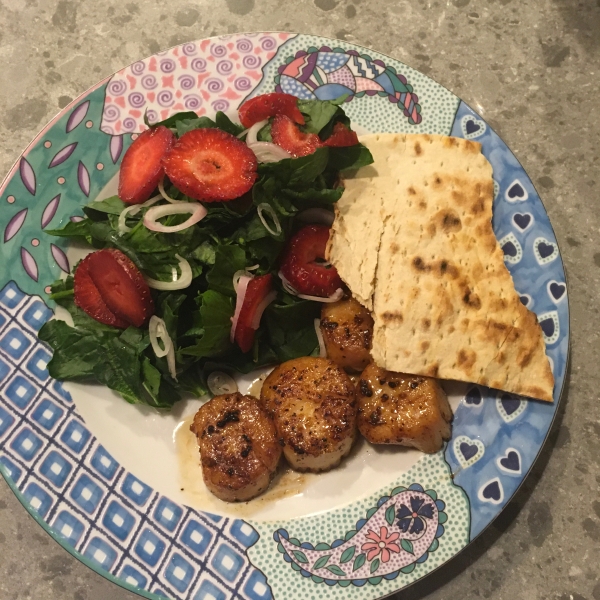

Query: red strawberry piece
[[271, 114, 322, 157], [74, 249, 154, 328], [279, 225, 343, 297], [235, 274, 274, 353], [118, 126, 175, 205], [238, 93, 305, 129], [323, 122, 359, 147], [162, 128, 258, 202]]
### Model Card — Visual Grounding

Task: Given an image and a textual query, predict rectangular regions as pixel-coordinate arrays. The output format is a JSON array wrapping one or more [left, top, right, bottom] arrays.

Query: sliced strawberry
[[238, 93, 305, 129], [234, 274, 274, 353], [74, 258, 129, 328], [323, 122, 359, 147], [271, 114, 322, 157], [118, 126, 175, 205], [279, 225, 343, 297], [162, 128, 258, 202], [74, 249, 154, 328]]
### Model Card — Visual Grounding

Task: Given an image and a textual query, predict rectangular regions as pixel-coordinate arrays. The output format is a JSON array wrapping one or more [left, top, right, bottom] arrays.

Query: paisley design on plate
[[537, 310, 560, 345], [48, 143, 78, 168], [77, 161, 91, 197], [50, 244, 70, 274], [496, 392, 526, 423], [460, 115, 486, 139], [533, 237, 558, 265], [4, 209, 28, 244], [504, 179, 528, 203], [477, 478, 504, 505], [497, 448, 522, 475], [512, 212, 533, 232], [498, 232, 522, 264], [41, 195, 61, 229], [453, 436, 485, 469], [65, 100, 90, 133], [19, 157, 36, 196], [110, 135, 124, 164], [20, 247, 39, 281], [546, 280, 566, 303]]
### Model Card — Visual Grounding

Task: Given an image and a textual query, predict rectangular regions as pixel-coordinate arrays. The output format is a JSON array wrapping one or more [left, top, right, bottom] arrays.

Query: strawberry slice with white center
[[162, 128, 258, 202], [74, 249, 154, 328], [118, 126, 175, 205], [279, 225, 343, 297], [271, 114, 322, 157], [238, 93, 305, 129]]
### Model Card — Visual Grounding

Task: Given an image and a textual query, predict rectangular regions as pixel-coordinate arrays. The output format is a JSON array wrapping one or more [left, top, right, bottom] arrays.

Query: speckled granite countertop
[[0, 0, 599, 599]]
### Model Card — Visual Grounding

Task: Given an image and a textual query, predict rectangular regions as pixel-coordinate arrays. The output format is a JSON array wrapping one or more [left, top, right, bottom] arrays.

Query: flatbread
[[326, 133, 554, 401]]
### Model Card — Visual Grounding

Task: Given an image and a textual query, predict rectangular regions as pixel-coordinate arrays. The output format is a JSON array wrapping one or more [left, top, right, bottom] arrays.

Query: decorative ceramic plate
[[0, 33, 568, 600]]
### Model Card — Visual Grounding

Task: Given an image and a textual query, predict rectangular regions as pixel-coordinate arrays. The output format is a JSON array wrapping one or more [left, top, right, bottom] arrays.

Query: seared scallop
[[261, 357, 357, 472], [190, 393, 281, 502], [357, 363, 452, 454], [320, 296, 374, 372]]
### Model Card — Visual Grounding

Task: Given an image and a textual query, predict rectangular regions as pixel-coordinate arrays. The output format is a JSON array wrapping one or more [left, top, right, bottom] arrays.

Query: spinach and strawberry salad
[[39, 93, 373, 408]]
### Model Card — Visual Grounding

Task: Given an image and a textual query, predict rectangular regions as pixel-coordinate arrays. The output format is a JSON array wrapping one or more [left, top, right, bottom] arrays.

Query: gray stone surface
[[0, 0, 599, 599]]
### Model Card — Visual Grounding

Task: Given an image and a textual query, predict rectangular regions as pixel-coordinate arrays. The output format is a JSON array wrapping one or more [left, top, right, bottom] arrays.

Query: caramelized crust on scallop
[[190, 393, 281, 502], [356, 363, 452, 454], [261, 357, 357, 472], [320, 296, 374, 373]]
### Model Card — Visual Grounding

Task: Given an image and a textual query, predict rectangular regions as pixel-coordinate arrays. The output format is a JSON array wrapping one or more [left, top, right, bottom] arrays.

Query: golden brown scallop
[[190, 393, 281, 502], [320, 296, 374, 372], [356, 363, 452, 454], [261, 357, 357, 472]]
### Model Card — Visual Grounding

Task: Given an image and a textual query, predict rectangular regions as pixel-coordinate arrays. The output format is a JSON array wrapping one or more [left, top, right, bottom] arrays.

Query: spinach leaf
[[206, 245, 247, 296], [327, 143, 374, 171], [215, 111, 245, 136], [45, 219, 93, 244], [175, 116, 218, 137], [83, 196, 127, 220], [149, 110, 202, 129], [298, 99, 342, 134]]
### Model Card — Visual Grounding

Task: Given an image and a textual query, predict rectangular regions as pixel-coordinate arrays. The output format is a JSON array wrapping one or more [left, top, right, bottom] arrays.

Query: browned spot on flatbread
[[456, 348, 476, 373], [407, 186, 416, 196], [381, 311, 403, 324], [421, 341, 430, 351], [414, 141, 422, 156], [412, 256, 431, 272], [390, 242, 399, 254], [421, 318, 431, 331], [462, 288, 482, 310], [438, 209, 462, 233], [424, 363, 439, 377]]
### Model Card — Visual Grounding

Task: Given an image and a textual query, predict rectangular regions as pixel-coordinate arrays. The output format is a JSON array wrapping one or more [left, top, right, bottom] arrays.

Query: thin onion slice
[[166, 345, 177, 381], [144, 202, 207, 233], [298, 288, 344, 303], [257, 203, 282, 236], [314, 318, 327, 358], [207, 371, 238, 396], [145, 254, 193, 290], [246, 264, 260, 271], [158, 177, 185, 204], [149, 315, 172, 358], [250, 290, 277, 329], [233, 269, 252, 293], [278, 271, 344, 303], [297, 208, 335, 226], [245, 119, 269, 145], [247, 142, 292, 163], [230, 274, 252, 343], [117, 194, 162, 235]]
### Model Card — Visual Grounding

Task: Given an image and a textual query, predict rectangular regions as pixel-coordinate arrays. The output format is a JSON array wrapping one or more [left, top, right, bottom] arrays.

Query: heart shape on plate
[[504, 179, 529, 202], [547, 280, 566, 303], [497, 448, 522, 474], [518, 293, 532, 308], [533, 237, 559, 265], [498, 232, 522, 265], [453, 435, 485, 469], [537, 310, 560, 345], [461, 115, 487, 139], [478, 478, 504, 504], [496, 392, 527, 423], [464, 386, 482, 406], [513, 212, 533, 231]]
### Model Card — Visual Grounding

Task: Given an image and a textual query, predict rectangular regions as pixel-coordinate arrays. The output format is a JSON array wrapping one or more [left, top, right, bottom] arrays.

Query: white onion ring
[[230, 274, 252, 343], [245, 119, 269, 145], [246, 264, 260, 271], [233, 269, 251, 293], [207, 371, 238, 395], [148, 315, 172, 358], [145, 255, 193, 290], [257, 203, 282, 236], [297, 208, 335, 226], [158, 177, 185, 204], [247, 142, 292, 163], [314, 318, 327, 358], [278, 271, 343, 303], [143, 202, 207, 233], [117, 194, 162, 235], [166, 345, 177, 381], [250, 290, 277, 329]]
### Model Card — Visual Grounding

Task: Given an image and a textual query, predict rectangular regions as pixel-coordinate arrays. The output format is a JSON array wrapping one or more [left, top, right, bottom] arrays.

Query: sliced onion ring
[[278, 271, 343, 303], [143, 202, 207, 233], [158, 177, 185, 204], [257, 203, 282, 236], [233, 269, 251, 293], [247, 142, 292, 163], [149, 315, 172, 358], [166, 345, 177, 381], [245, 119, 268, 145], [250, 290, 277, 329], [230, 274, 252, 343], [297, 208, 335, 226], [145, 255, 193, 290], [314, 318, 327, 358], [207, 371, 238, 396], [117, 194, 162, 235]]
